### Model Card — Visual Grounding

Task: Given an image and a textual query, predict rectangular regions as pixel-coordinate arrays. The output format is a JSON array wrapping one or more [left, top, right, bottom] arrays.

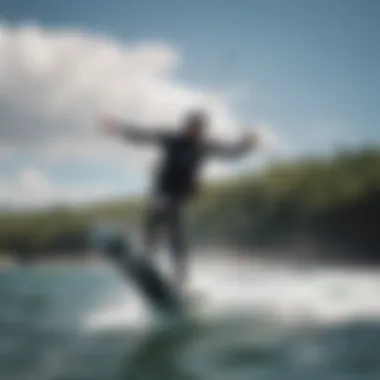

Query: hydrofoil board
[[89, 225, 186, 317]]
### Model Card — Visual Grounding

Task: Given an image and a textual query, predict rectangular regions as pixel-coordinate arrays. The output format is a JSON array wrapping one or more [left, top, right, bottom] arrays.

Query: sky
[[0, 0, 379, 209]]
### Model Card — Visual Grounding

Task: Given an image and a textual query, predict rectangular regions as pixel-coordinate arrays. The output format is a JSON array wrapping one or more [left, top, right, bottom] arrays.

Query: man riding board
[[101, 110, 260, 293]]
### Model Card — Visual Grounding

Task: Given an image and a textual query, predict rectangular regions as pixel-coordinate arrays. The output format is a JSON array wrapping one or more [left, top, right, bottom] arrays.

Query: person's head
[[181, 110, 208, 140]]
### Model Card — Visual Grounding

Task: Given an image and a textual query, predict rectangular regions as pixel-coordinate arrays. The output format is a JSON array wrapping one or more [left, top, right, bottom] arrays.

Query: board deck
[[90, 226, 185, 316]]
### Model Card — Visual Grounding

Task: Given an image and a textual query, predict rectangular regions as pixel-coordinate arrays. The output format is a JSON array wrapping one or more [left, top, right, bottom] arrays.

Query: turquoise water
[[1, 261, 380, 380]]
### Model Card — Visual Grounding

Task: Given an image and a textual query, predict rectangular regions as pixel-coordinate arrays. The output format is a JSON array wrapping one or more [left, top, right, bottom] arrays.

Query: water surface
[[1, 257, 380, 380]]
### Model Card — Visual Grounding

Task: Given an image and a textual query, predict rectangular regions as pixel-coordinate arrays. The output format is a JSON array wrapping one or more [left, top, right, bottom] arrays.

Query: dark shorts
[[143, 194, 188, 266]]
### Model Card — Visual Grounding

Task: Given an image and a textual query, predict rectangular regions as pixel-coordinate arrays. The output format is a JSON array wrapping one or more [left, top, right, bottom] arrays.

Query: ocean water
[[0, 256, 380, 380]]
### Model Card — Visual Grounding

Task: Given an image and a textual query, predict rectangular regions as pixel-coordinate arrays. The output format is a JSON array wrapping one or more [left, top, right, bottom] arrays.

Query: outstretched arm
[[100, 116, 171, 146], [206, 133, 260, 159]]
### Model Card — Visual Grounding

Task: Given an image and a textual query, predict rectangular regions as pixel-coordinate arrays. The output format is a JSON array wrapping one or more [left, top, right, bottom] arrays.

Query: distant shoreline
[[0, 252, 108, 270], [1, 248, 379, 272], [0, 249, 279, 272]]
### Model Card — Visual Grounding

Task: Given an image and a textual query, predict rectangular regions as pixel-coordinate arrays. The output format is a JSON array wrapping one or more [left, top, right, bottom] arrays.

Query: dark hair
[[183, 109, 208, 128]]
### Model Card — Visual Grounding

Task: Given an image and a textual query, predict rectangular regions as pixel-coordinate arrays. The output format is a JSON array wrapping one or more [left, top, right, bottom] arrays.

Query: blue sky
[[0, 0, 379, 208]]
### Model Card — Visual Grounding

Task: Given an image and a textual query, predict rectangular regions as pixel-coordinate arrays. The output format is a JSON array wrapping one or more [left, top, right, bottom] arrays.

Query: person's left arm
[[205, 133, 260, 159]]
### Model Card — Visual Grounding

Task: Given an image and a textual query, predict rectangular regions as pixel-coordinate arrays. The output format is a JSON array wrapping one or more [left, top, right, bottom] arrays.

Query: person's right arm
[[100, 116, 171, 146]]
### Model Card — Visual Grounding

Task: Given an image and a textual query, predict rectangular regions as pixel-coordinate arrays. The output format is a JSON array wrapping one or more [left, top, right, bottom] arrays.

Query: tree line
[[0, 146, 379, 264]]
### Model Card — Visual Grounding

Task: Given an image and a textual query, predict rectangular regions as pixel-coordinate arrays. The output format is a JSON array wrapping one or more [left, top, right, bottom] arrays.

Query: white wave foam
[[84, 258, 380, 331], [84, 291, 150, 330]]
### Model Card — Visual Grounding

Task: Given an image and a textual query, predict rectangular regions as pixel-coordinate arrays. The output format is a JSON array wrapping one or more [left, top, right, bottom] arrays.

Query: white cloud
[[0, 168, 117, 210], [0, 23, 239, 151], [0, 168, 52, 209], [16, 168, 50, 193], [0, 22, 280, 208]]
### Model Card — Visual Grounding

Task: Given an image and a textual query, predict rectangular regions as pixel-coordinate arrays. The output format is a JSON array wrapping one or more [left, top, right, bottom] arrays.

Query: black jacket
[[122, 127, 252, 200]]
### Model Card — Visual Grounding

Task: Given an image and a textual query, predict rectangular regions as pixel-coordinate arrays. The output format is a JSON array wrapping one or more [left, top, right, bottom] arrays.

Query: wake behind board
[[90, 225, 185, 316]]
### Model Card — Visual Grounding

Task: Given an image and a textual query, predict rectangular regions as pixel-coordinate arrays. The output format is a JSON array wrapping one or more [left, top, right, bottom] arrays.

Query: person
[[100, 110, 259, 293]]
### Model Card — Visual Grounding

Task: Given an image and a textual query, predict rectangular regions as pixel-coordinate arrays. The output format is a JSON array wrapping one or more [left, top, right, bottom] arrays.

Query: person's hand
[[99, 116, 121, 136], [240, 131, 260, 150]]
